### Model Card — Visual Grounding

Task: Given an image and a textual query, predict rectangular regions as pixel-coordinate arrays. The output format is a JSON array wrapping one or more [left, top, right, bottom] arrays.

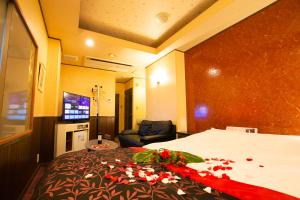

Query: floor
[[21, 164, 47, 200]]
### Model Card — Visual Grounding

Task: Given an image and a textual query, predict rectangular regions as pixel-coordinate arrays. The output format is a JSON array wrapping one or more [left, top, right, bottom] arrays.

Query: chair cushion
[[118, 134, 144, 147], [139, 120, 172, 136], [151, 120, 172, 135], [139, 122, 152, 136], [118, 120, 175, 147]]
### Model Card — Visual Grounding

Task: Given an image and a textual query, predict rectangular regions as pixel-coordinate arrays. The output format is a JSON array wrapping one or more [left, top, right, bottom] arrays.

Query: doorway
[[124, 88, 133, 130], [115, 94, 119, 135]]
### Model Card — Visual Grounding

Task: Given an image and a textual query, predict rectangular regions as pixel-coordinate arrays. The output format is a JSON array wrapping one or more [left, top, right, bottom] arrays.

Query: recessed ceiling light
[[108, 53, 116, 58], [85, 39, 94, 47], [156, 12, 169, 24]]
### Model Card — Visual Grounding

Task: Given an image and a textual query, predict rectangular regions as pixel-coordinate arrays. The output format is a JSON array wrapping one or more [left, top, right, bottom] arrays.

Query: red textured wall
[[185, 0, 300, 135]]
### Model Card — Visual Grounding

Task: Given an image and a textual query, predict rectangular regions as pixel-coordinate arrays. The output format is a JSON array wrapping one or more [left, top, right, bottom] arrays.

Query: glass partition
[[0, 3, 37, 141]]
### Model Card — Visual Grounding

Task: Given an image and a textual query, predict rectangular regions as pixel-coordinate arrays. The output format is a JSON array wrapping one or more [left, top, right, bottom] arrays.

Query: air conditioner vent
[[63, 55, 78, 62], [83, 56, 134, 72]]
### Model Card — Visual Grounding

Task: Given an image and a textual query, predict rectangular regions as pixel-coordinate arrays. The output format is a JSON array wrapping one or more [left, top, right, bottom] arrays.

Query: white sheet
[[144, 129, 300, 198]]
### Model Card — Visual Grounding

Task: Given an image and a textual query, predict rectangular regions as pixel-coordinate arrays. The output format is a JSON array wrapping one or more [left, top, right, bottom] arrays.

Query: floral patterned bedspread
[[33, 148, 237, 200]]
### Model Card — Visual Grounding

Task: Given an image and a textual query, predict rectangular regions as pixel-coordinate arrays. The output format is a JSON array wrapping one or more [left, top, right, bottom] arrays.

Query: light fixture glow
[[108, 53, 116, 58], [150, 68, 168, 87], [208, 67, 221, 77], [85, 39, 94, 47], [195, 105, 209, 119]]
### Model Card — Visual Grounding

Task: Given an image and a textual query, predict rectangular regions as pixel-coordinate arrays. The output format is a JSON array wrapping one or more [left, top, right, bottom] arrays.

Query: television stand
[[54, 122, 89, 157]]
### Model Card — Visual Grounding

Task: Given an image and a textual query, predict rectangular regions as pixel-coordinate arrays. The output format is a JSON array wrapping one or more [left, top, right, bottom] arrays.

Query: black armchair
[[118, 120, 176, 147]]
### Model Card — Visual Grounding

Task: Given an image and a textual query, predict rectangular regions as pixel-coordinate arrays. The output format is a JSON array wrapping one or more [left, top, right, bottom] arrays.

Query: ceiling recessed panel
[[79, 0, 216, 47]]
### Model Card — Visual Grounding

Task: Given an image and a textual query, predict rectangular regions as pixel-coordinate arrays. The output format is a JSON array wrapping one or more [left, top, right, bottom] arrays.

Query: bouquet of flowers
[[133, 148, 204, 166]]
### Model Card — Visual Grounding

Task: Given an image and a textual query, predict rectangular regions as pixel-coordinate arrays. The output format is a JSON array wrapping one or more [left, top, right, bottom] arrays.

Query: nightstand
[[177, 131, 192, 139]]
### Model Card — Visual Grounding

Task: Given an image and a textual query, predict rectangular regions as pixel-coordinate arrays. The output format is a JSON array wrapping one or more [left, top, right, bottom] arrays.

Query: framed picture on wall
[[37, 63, 46, 93]]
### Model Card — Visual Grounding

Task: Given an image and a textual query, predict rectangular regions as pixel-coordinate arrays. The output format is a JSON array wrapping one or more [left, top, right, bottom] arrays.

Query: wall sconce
[[150, 68, 168, 87]]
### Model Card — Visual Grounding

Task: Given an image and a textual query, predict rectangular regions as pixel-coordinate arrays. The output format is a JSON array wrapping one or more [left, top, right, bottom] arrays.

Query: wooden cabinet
[[54, 123, 89, 157]]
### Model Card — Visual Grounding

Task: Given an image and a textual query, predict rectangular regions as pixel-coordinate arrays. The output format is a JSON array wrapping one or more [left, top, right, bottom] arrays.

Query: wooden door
[[115, 94, 119, 135], [124, 88, 133, 130]]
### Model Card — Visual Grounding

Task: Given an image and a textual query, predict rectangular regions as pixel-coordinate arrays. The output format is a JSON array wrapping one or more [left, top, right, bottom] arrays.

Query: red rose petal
[[121, 180, 129, 185], [246, 158, 253, 161], [105, 174, 111, 179], [149, 180, 157, 185], [226, 167, 233, 170], [205, 158, 210, 161], [221, 173, 230, 180], [119, 168, 126, 172], [139, 177, 147, 182], [213, 166, 221, 171], [160, 149, 171, 159], [145, 171, 153, 176], [111, 176, 118, 182]]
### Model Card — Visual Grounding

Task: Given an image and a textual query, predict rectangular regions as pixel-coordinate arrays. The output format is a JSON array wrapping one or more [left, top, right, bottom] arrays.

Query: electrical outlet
[[36, 153, 39, 163]]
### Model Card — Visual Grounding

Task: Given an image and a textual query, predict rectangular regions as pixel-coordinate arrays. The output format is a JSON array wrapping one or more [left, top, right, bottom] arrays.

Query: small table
[[86, 139, 118, 151], [177, 131, 192, 139]]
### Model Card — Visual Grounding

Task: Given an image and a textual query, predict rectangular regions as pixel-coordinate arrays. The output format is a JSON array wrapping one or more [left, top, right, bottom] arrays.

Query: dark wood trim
[[0, 131, 32, 146], [89, 116, 115, 141], [0, 133, 38, 199]]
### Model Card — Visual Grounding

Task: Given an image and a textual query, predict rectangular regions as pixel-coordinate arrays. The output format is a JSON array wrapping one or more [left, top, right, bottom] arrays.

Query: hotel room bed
[[32, 129, 300, 200], [32, 148, 236, 200]]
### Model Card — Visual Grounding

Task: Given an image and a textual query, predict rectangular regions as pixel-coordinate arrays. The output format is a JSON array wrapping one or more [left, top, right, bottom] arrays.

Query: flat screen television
[[62, 92, 90, 121]]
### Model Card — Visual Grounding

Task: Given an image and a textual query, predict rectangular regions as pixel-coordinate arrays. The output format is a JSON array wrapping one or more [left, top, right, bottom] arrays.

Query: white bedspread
[[144, 129, 300, 198]]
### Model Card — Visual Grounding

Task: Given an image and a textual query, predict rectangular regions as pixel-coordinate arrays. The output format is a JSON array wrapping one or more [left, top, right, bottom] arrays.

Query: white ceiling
[[79, 0, 216, 47], [39, 0, 277, 80]]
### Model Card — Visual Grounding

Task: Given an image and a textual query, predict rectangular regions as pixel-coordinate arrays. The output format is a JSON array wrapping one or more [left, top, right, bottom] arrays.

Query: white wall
[[146, 50, 187, 131]]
